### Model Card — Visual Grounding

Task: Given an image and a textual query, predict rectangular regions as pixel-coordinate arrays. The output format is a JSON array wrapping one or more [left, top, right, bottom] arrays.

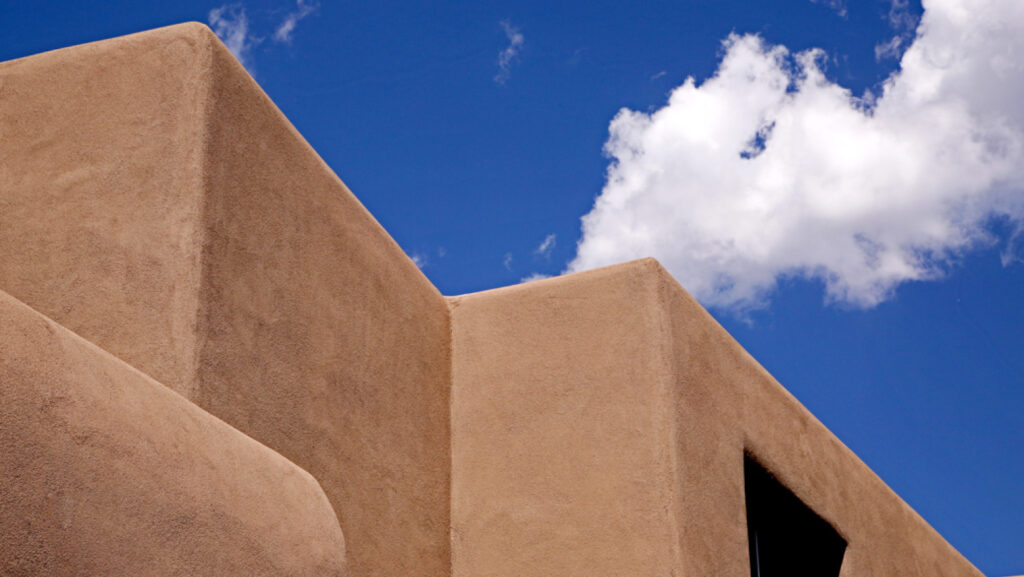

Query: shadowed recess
[[745, 453, 847, 577]]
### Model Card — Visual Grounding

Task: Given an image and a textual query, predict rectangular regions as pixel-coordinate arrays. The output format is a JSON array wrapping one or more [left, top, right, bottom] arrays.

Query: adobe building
[[0, 23, 1004, 576]]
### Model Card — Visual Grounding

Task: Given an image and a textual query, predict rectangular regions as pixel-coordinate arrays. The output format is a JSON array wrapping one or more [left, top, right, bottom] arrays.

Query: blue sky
[[2, 0, 1022, 573]]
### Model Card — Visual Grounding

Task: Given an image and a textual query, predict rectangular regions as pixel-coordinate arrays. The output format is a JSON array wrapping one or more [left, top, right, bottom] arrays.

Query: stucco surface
[[0, 289, 346, 576], [197, 30, 451, 577], [0, 24, 450, 577], [450, 261, 678, 577], [450, 258, 984, 577], [0, 23, 208, 397]]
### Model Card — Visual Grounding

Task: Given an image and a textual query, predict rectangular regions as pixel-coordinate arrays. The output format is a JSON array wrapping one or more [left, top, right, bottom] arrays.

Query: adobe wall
[[450, 260, 679, 576], [0, 24, 208, 396], [0, 24, 450, 577], [449, 258, 984, 577], [197, 29, 451, 577], [0, 289, 346, 576]]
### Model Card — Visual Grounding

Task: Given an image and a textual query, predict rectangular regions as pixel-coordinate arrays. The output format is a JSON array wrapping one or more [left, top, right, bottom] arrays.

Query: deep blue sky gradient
[[2, 1, 1020, 574]]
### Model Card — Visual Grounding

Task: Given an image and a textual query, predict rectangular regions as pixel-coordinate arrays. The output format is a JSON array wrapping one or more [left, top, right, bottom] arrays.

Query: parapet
[[0, 22, 449, 577], [0, 289, 346, 576], [450, 258, 984, 577]]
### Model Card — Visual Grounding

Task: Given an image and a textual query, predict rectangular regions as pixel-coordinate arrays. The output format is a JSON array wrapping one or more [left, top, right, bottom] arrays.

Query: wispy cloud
[[274, 0, 318, 44], [874, 35, 903, 61], [406, 246, 446, 270], [570, 0, 1024, 313], [810, 0, 847, 17], [651, 70, 667, 81], [209, 3, 255, 68], [520, 272, 552, 283], [876, 0, 920, 61], [1002, 222, 1024, 266], [495, 20, 524, 85], [535, 233, 556, 258], [503, 252, 514, 271], [568, 47, 587, 67], [886, 0, 918, 32]]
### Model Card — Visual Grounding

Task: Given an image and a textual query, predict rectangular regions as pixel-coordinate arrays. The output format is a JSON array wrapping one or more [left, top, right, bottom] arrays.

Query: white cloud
[[886, 0, 919, 33], [503, 252, 514, 270], [874, 35, 903, 61], [876, 0, 920, 61], [274, 0, 318, 44], [495, 20, 524, 85], [209, 4, 255, 68], [408, 247, 445, 270], [569, 0, 1024, 313], [1003, 222, 1024, 266], [520, 272, 552, 283], [810, 0, 847, 17], [535, 233, 556, 257]]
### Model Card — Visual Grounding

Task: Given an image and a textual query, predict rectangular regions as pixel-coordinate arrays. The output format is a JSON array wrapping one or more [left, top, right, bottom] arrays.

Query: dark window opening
[[744, 454, 847, 577]]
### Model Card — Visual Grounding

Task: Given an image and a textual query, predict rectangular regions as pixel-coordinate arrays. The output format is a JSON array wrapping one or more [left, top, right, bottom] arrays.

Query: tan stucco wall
[[450, 258, 984, 577], [0, 24, 450, 577], [0, 289, 346, 576], [197, 30, 451, 577], [0, 24, 208, 396], [450, 260, 679, 576]]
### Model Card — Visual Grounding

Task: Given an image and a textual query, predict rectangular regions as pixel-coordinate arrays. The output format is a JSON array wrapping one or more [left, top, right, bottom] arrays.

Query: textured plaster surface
[[0, 24, 208, 397], [0, 23, 450, 577], [450, 258, 985, 577], [0, 289, 346, 576]]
